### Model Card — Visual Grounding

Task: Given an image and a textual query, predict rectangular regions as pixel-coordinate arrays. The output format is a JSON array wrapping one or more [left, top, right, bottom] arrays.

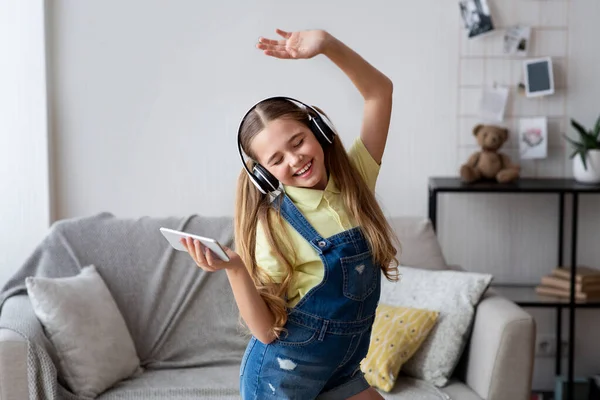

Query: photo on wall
[[459, 0, 495, 38], [523, 57, 555, 98], [519, 117, 548, 160], [479, 85, 509, 122], [504, 25, 531, 56]]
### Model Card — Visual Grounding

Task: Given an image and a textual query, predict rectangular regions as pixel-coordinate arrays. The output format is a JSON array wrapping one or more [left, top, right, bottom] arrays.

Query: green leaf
[[571, 118, 588, 139], [583, 133, 598, 148], [567, 119, 600, 150], [569, 149, 580, 159], [563, 134, 583, 149], [580, 151, 588, 170]]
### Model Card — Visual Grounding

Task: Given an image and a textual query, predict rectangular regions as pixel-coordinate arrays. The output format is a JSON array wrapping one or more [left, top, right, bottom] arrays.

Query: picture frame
[[523, 57, 555, 98], [519, 117, 548, 160], [459, 0, 495, 39]]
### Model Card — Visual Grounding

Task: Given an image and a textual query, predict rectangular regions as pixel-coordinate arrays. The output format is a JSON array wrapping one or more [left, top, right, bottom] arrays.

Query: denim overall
[[240, 194, 381, 400]]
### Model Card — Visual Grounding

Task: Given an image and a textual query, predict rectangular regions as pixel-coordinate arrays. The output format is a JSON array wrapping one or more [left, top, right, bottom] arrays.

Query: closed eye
[[268, 134, 304, 166]]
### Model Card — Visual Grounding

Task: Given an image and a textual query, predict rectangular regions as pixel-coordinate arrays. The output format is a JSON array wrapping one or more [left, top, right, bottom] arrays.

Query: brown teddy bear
[[460, 124, 520, 183]]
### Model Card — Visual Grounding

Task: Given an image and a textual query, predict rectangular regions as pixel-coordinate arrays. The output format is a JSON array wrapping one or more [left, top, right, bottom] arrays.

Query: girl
[[182, 28, 399, 400]]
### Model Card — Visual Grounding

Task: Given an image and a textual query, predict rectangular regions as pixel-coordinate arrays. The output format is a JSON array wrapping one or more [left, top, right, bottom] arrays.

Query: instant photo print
[[459, 0, 495, 38], [519, 117, 548, 159], [523, 57, 555, 98], [504, 26, 531, 56]]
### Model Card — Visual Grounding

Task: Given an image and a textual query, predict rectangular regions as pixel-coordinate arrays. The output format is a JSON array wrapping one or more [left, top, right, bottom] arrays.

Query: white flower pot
[[573, 149, 600, 184]]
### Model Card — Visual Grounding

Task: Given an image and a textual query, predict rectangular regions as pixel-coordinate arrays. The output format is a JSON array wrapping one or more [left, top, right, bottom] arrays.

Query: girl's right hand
[[180, 237, 245, 273]]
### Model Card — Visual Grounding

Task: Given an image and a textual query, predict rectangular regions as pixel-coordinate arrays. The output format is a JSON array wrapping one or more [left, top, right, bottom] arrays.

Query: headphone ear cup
[[309, 114, 336, 145], [252, 163, 280, 193]]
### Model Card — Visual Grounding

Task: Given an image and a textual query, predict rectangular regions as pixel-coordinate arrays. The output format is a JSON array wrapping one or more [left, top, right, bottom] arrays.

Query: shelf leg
[[429, 189, 437, 231], [558, 193, 564, 267], [556, 193, 564, 377], [556, 306, 562, 376], [567, 192, 579, 400]]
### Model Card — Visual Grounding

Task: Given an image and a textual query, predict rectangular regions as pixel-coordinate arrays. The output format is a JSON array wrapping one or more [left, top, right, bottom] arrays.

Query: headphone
[[237, 96, 337, 195]]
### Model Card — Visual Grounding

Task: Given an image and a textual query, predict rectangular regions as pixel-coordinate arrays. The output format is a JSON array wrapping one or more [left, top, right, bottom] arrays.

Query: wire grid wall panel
[[456, 0, 570, 179]]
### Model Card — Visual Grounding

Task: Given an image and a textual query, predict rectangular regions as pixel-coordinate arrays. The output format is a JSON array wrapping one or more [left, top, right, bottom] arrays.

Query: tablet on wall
[[523, 57, 555, 98]]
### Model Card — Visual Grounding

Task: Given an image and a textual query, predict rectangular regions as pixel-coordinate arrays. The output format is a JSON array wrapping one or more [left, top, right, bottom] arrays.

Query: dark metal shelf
[[427, 176, 600, 400], [429, 177, 600, 194], [490, 284, 600, 309]]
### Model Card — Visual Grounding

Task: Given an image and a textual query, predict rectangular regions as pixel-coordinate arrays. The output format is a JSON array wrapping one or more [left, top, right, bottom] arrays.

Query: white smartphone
[[159, 227, 230, 262]]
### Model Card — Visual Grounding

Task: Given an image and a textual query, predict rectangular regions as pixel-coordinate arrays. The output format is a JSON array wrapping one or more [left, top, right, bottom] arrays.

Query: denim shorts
[[239, 318, 374, 399]]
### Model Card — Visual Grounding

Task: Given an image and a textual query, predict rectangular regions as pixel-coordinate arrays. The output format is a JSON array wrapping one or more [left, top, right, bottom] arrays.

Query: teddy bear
[[460, 124, 520, 184]]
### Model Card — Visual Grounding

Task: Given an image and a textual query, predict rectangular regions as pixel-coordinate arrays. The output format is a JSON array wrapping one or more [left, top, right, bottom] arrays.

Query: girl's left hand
[[256, 29, 329, 60]]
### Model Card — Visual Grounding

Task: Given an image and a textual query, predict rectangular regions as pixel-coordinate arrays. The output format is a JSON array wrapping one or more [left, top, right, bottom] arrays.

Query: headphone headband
[[237, 96, 336, 194]]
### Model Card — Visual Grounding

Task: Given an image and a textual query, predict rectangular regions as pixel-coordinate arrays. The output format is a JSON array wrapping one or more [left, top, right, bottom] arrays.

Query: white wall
[[0, 0, 50, 288], [46, 0, 459, 220], [4, 0, 600, 392]]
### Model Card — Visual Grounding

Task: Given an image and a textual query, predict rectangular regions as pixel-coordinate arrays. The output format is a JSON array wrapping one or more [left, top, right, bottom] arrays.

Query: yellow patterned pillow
[[360, 304, 439, 392]]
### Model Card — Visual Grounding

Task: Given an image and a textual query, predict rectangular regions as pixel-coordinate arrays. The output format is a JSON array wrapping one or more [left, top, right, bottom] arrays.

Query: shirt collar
[[283, 175, 340, 210]]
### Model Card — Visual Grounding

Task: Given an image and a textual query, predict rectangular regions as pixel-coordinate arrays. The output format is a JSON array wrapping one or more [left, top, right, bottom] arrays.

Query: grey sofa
[[0, 213, 535, 400]]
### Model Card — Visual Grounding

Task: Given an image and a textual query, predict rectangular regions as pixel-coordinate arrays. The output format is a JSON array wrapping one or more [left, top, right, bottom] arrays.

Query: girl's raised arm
[[257, 29, 393, 164]]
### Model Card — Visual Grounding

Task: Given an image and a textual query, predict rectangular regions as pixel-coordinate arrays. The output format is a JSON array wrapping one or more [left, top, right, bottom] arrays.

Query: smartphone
[[159, 227, 230, 262]]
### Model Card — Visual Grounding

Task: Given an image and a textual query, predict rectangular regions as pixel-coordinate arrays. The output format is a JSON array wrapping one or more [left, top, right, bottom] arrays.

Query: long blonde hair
[[234, 98, 400, 338]]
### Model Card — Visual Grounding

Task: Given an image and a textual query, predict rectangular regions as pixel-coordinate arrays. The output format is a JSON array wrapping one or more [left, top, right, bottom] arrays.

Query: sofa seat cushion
[[381, 377, 482, 400], [97, 368, 481, 400], [97, 365, 241, 400], [441, 380, 483, 400]]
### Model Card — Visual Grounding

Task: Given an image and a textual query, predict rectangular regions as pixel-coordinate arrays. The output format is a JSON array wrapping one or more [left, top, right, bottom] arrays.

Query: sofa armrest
[[0, 294, 58, 400], [463, 292, 536, 400], [0, 328, 28, 400]]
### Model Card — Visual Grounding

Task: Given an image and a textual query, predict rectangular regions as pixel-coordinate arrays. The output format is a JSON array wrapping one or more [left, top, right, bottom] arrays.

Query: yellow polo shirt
[[255, 137, 381, 307]]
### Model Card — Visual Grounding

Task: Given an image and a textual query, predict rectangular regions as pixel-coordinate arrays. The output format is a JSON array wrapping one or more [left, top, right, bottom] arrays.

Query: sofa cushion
[[96, 366, 465, 400], [361, 305, 439, 392], [388, 218, 447, 269], [381, 378, 482, 399], [379, 376, 462, 399], [438, 380, 483, 400], [97, 365, 240, 400], [380, 266, 492, 387], [25, 265, 141, 397]]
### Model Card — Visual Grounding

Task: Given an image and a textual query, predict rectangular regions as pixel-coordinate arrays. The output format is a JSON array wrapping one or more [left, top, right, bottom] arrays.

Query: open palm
[[256, 29, 327, 60]]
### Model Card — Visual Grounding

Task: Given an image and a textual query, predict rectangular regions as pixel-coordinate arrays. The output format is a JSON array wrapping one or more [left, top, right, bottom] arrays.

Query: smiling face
[[250, 118, 328, 190]]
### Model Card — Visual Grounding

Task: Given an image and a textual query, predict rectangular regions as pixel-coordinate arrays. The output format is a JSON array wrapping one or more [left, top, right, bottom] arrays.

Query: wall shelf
[[428, 176, 600, 400]]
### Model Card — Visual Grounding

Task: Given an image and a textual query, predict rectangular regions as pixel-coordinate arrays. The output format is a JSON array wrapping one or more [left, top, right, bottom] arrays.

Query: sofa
[[0, 212, 535, 400]]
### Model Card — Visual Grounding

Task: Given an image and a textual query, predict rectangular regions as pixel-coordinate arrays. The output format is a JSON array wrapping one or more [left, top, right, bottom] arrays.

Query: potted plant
[[563, 115, 600, 184]]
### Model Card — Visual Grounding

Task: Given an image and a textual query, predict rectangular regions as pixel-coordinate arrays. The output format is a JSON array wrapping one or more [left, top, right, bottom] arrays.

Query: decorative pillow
[[379, 266, 493, 387], [360, 304, 439, 392], [26, 265, 141, 397], [387, 217, 447, 269]]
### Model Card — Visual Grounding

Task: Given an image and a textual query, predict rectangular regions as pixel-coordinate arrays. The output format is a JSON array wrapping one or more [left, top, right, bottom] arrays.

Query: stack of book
[[535, 266, 600, 301]]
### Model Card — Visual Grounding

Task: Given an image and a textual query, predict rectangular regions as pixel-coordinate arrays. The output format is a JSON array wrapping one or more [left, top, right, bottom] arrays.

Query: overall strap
[[273, 193, 334, 254]]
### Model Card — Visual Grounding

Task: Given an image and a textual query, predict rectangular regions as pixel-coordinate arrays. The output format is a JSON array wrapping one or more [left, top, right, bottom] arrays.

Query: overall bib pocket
[[341, 251, 378, 301]]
